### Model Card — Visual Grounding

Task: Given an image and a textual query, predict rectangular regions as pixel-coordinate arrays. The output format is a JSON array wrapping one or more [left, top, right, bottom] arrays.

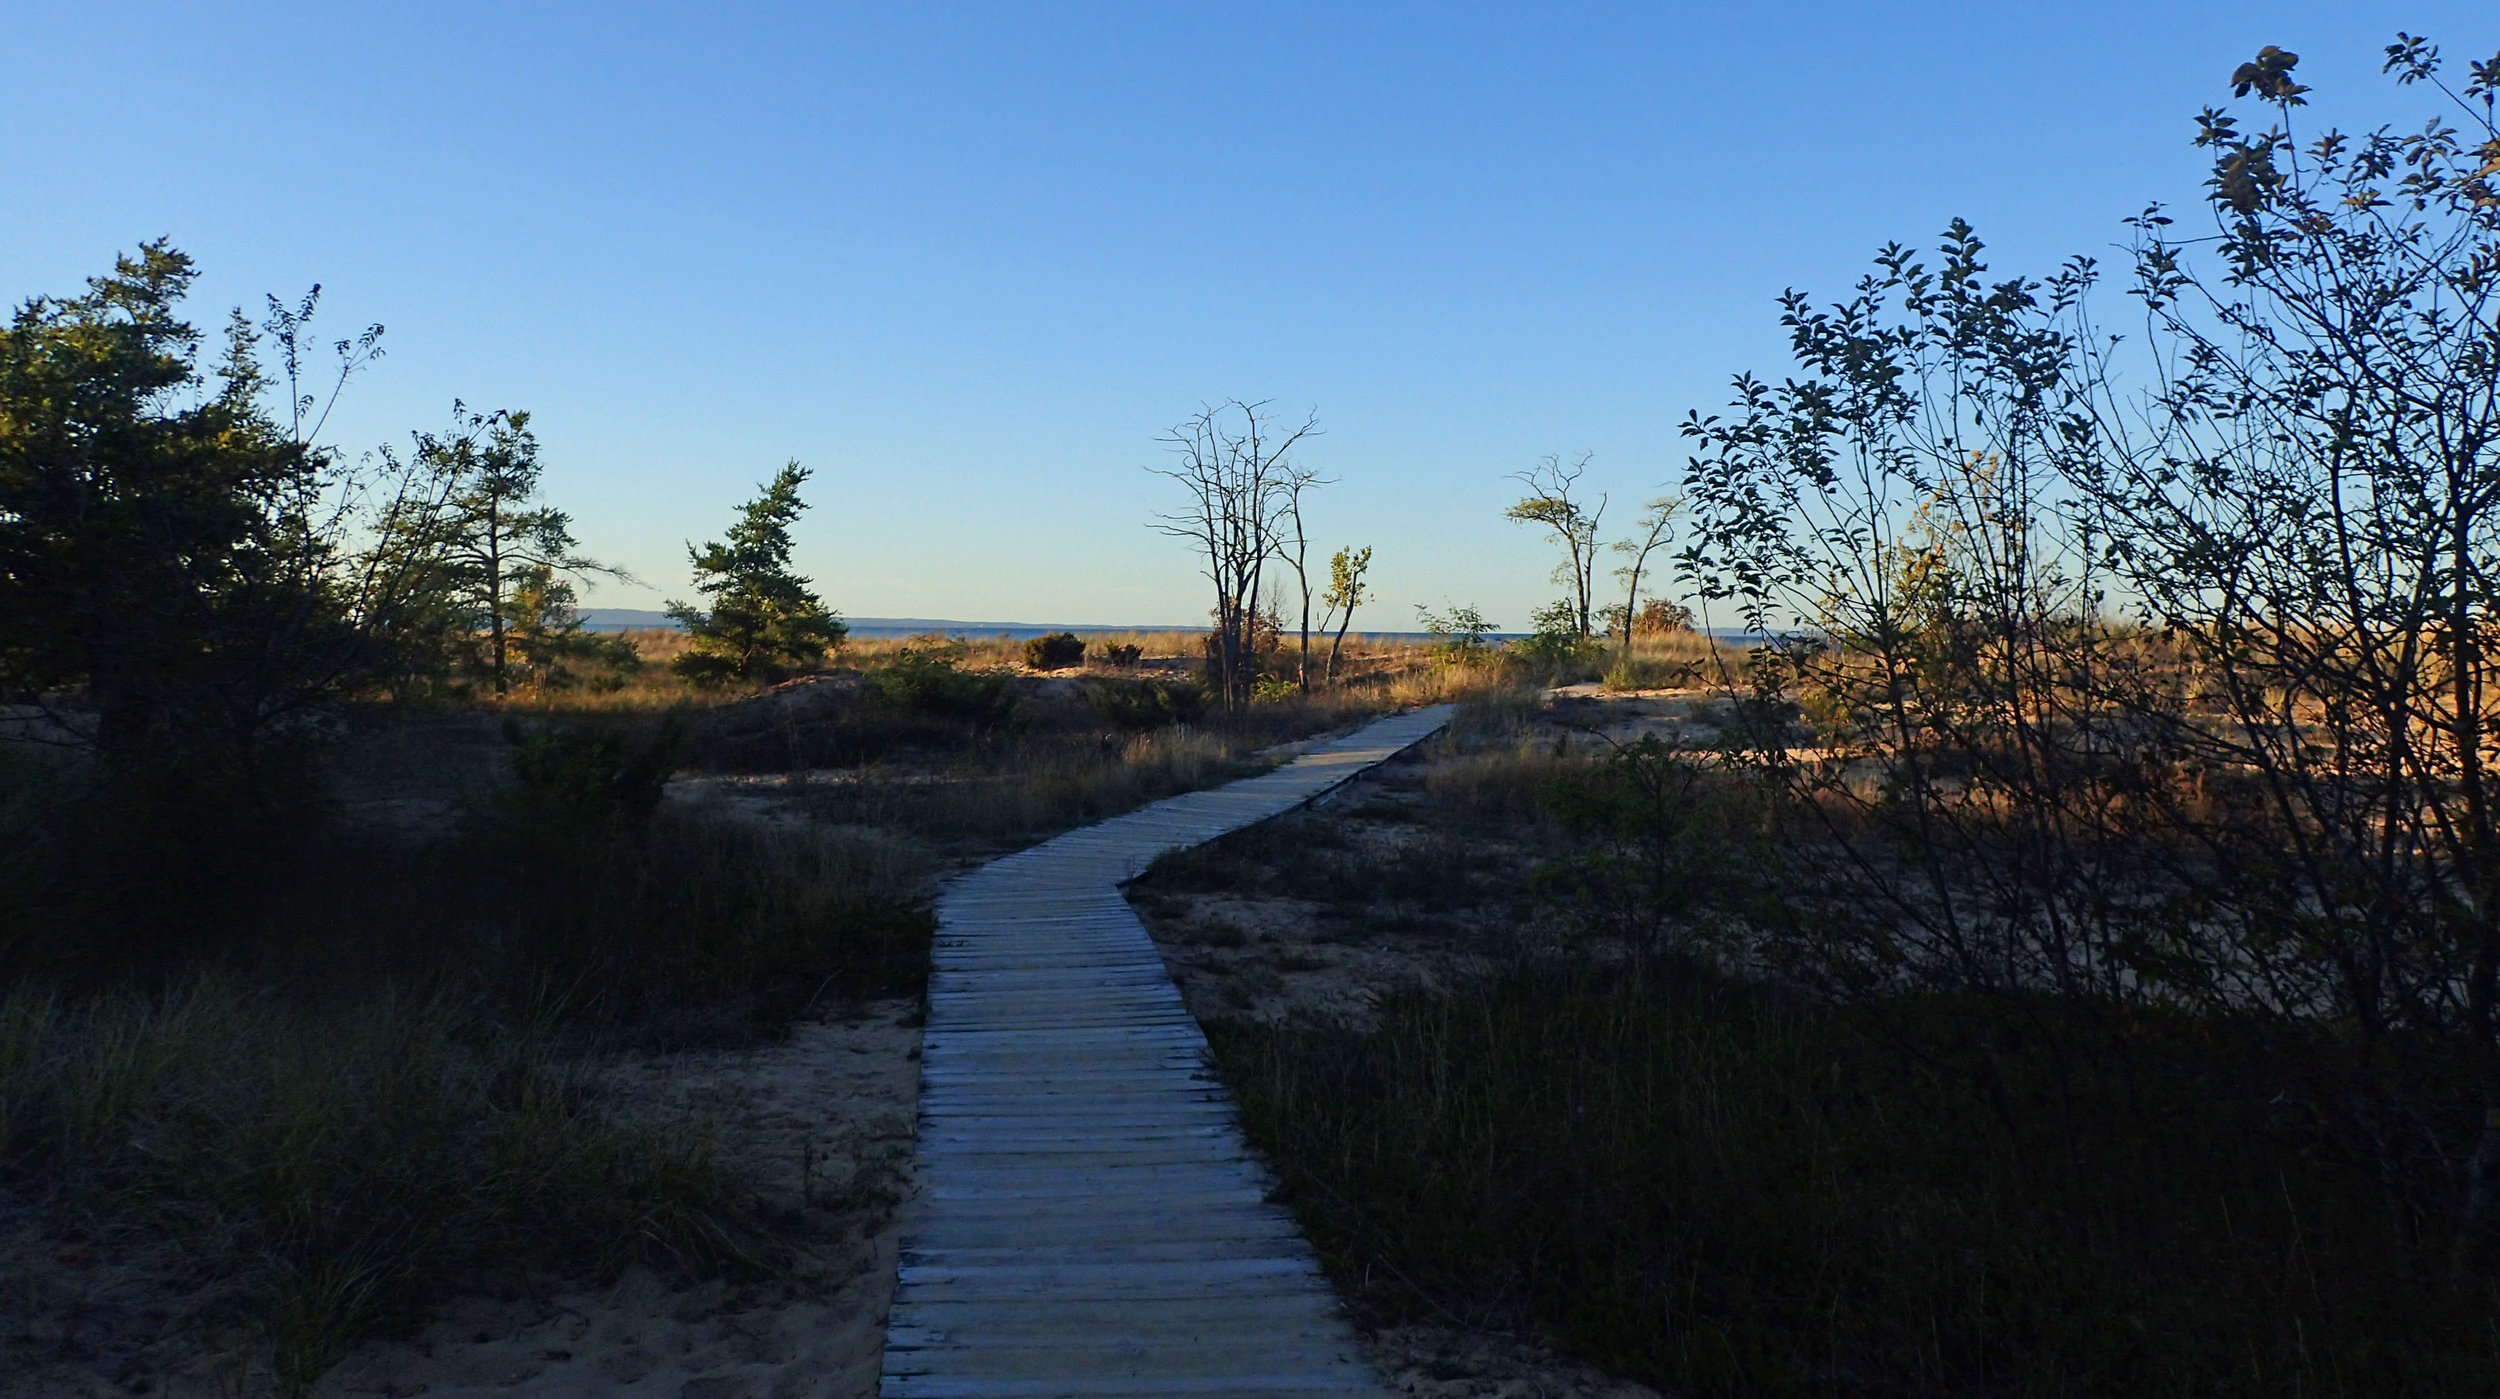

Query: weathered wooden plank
[[918, 1123, 1238, 1144], [884, 1340, 1373, 1380], [884, 1320, 1345, 1351], [901, 1235, 1313, 1267], [917, 1143, 1242, 1161], [919, 1110, 1231, 1124], [898, 1256, 1329, 1289], [905, 1209, 1304, 1250], [885, 1288, 1337, 1328], [886, 1383, 1376, 1399], [916, 1071, 1222, 1092], [922, 1178, 1270, 1204], [917, 1093, 1231, 1112], [882, 1378, 1378, 1399]]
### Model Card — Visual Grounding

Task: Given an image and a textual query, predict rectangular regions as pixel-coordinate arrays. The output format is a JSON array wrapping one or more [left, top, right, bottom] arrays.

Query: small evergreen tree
[[666, 462, 844, 683], [379, 406, 622, 694]]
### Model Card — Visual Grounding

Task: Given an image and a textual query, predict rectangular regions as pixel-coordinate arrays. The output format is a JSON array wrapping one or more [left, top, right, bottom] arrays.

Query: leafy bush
[[1022, 632, 1086, 670], [0, 743, 330, 979], [1631, 598, 1695, 635], [1084, 676, 1208, 729], [504, 716, 678, 829], [1503, 604, 1605, 681], [1100, 642, 1143, 667], [1416, 604, 1497, 666], [0, 717, 934, 1386], [867, 646, 1020, 727], [3, 717, 935, 1023], [1506, 629, 1601, 676]]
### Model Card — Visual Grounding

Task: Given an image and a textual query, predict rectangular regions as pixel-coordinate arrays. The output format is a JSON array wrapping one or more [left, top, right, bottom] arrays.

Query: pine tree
[[666, 462, 845, 683]]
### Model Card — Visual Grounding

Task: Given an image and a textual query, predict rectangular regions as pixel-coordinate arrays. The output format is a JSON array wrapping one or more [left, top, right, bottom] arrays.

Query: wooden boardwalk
[[881, 706, 1455, 1399]]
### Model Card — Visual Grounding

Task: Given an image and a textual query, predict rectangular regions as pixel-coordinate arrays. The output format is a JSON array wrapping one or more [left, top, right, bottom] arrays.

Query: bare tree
[[1276, 458, 1336, 694], [1507, 453, 1606, 637], [1151, 400, 1321, 714]]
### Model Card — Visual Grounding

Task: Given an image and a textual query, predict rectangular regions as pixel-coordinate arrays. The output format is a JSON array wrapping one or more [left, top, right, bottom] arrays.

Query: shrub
[[1504, 602, 1607, 681], [1416, 604, 1497, 667], [0, 718, 935, 1386], [0, 742, 331, 979], [1022, 632, 1086, 670], [867, 646, 1020, 727], [1632, 598, 1695, 635], [1505, 628, 1602, 677], [804, 725, 1251, 844], [503, 716, 678, 829], [1100, 642, 1143, 667], [1534, 735, 1763, 948], [1084, 676, 1208, 730]]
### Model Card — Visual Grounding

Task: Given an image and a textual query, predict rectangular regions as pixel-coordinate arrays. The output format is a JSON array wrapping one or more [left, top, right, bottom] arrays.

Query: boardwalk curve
[[881, 705, 1456, 1399]]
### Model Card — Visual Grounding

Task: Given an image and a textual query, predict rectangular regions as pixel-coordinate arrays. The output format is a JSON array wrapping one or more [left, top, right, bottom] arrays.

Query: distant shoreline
[[580, 609, 1214, 639], [581, 608, 1762, 645]]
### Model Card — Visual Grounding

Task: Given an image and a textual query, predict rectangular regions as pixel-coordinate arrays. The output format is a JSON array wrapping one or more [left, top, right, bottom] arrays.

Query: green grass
[[1212, 962, 2500, 1398]]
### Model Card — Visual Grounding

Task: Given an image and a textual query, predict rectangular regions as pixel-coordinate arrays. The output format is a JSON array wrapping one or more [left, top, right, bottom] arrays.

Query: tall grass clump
[[445, 801, 934, 1030], [0, 979, 766, 1393], [1215, 963, 2500, 1398], [1600, 631, 1722, 691]]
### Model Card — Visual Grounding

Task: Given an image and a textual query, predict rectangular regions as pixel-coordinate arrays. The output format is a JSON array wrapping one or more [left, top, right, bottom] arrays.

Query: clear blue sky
[[6, 3, 2489, 627]]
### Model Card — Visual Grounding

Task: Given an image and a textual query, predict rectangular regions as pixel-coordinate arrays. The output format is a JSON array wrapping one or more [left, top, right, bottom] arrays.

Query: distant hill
[[579, 609, 683, 631]]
